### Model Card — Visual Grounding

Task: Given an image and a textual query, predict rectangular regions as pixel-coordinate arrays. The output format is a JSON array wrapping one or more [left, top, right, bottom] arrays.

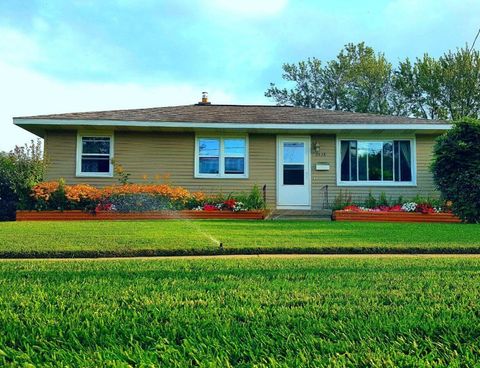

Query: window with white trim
[[339, 139, 413, 183], [196, 136, 248, 178], [77, 135, 113, 176]]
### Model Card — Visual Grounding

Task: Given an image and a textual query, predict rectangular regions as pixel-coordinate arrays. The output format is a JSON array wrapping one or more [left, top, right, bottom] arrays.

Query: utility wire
[[470, 27, 480, 52]]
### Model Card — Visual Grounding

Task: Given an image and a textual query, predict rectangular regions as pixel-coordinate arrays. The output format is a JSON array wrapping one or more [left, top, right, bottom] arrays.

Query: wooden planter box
[[333, 210, 461, 223], [16, 210, 268, 221]]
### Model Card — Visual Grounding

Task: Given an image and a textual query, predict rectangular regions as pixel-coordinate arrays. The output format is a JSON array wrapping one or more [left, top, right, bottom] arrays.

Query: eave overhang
[[14, 118, 452, 137]]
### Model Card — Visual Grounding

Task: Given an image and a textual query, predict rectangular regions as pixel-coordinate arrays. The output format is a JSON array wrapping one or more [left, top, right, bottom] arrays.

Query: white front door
[[277, 136, 311, 209]]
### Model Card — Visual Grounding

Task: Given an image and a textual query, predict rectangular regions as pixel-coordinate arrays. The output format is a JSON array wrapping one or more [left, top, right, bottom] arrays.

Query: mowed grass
[[0, 256, 479, 366], [0, 220, 479, 257]]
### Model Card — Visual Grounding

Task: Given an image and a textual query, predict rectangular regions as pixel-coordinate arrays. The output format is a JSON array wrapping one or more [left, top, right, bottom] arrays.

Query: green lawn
[[0, 256, 479, 366], [0, 220, 479, 257]]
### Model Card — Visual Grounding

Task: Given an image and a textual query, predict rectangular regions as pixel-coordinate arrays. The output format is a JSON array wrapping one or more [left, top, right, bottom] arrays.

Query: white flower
[[401, 202, 417, 212], [233, 202, 245, 212]]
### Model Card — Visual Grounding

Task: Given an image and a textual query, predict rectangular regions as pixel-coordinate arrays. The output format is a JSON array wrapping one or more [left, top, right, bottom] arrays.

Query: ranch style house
[[14, 95, 451, 210]]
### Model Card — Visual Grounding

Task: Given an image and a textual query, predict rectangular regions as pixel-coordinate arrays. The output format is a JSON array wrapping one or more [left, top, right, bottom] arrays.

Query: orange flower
[[31, 181, 59, 201], [65, 184, 102, 202], [32, 181, 207, 205]]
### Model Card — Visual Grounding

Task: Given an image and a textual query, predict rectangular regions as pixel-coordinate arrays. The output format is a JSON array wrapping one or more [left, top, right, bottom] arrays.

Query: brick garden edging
[[16, 210, 268, 221], [333, 210, 461, 223]]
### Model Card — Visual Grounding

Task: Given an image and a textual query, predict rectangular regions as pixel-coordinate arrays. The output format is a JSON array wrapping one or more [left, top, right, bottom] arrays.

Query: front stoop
[[267, 209, 333, 221]]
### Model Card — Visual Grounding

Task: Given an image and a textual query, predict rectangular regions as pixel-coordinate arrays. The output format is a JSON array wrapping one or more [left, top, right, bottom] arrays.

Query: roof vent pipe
[[198, 92, 211, 105]]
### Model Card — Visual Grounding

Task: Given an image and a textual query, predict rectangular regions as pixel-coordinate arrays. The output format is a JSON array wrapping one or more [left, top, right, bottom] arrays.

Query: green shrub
[[0, 140, 46, 214], [378, 192, 389, 207], [0, 171, 17, 221], [364, 192, 377, 208], [332, 190, 353, 210], [432, 118, 480, 223]]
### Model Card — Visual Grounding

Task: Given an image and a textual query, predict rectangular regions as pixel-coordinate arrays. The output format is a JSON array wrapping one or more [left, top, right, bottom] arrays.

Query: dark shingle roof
[[15, 104, 445, 125]]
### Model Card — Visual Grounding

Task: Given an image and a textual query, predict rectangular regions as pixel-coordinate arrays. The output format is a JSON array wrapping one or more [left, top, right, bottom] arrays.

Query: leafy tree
[[438, 47, 480, 120], [265, 42, 393, 114], [267, 43, 480, 120], [0, 139, 46, 216], [393, 47, 480, 120], [432, 118, 480, 223], [392, 55, 446, 119]]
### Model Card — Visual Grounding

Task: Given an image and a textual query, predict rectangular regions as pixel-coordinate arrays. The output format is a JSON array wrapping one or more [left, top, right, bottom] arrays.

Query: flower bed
[[17, 180, 267, 221], [333, 203, 461, 223], [16, 210, 268, 221]]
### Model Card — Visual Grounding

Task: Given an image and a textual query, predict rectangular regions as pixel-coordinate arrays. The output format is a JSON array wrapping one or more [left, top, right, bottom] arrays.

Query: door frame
[[276, 135, 311, 210]]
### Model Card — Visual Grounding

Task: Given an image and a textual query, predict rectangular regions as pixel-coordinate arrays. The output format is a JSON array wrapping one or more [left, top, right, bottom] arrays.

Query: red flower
[[203, 204, 218, 211], [223, 199, 236, 210], [389, 204, 403, 212], [416, 204, 434, 214]]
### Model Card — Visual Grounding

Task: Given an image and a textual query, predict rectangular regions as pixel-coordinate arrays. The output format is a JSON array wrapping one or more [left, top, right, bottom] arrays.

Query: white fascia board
[[13, 118, 452, 131]]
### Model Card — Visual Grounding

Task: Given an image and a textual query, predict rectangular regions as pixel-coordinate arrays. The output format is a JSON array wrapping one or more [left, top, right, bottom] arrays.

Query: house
[[14, 94, 451, 211]]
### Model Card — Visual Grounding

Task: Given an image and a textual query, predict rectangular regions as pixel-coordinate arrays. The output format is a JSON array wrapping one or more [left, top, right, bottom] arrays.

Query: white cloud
[[0, 26, 43, 65], [208, 0, 288, 17], [0, 61, 237, 152]]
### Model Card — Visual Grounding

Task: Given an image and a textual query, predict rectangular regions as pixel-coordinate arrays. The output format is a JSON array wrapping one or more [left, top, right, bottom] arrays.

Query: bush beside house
[[432, 118, 480, 223], [0, 140, 46, 221]]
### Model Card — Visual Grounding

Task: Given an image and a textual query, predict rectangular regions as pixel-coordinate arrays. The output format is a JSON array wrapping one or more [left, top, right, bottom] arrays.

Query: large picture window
[[196, 136, 248, 178], [76, 134, 113, 177], [339, 139, 414, 184]]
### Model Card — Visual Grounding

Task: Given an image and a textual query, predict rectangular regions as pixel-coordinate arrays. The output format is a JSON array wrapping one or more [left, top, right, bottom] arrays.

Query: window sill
[[76, 173, 113, 178], [195, 174, 249, 179], [337, 181, 417, 187]]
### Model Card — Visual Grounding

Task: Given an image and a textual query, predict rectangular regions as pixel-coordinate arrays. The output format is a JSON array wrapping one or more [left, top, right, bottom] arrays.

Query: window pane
[[225, 157, 244, 174], [82, 137, 110, 154], [199, 157, 219, 174], [383, 142, 394, 181], [340, 141, 350, 181], [367, 142, 382, 180], [394, 141, 400, 181], [199, 139, 220, 157], [81, 156, 110, 173], [350, 141, 357, 181], [283, 164, 304, 185], [283, 142, 304, 163], [224, 139, 245, 156], [358, 142, 368, 180], [399, 141, 412, 182]]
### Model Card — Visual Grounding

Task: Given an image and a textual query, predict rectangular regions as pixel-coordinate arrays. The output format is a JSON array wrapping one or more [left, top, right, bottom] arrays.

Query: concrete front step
[[267, 209, 333, 221]]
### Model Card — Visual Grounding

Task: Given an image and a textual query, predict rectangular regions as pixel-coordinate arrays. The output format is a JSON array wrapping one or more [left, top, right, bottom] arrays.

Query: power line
[[470, 27, 480, 52]]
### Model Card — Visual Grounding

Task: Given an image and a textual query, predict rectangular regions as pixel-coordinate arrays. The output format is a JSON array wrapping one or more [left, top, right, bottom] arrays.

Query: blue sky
[[1, 0, 479, 150]]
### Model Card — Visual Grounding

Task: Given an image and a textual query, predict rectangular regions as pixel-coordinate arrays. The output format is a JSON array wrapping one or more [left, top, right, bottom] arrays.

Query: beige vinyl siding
[[45, 129, 439, 210], [310, 134, 440, 209], [44, 130, 276, 207]]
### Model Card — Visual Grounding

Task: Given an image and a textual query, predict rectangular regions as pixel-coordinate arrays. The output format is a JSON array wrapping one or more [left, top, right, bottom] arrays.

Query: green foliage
[[332, 190, 353, 210], [266, 42, 393, 114], [0, 257, 479, 366], [235, 185, 266, 210], [267, 43, 480, 120], [113, 161, 131, 185], [0, 160, 17, 221], [432, 118, 480, 222], [364, 192, 377, 208], [377, 192, 389, 207], [0, 140, 46, 212]]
